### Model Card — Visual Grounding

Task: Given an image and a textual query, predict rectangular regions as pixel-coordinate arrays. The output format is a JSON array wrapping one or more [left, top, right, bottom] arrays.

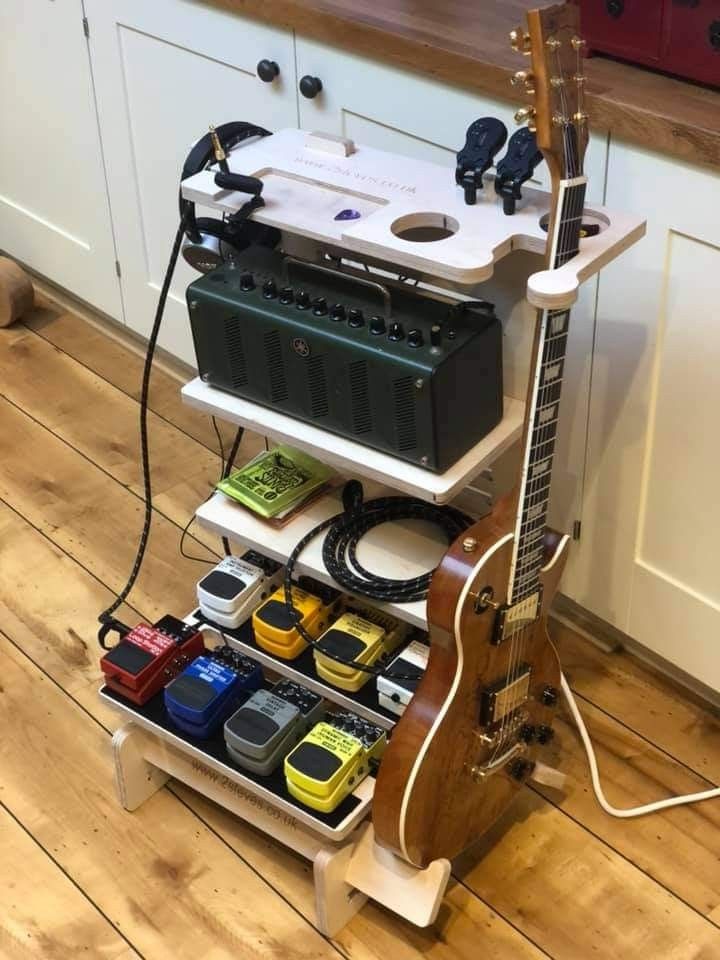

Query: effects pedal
[[376, 639, 429, 716], [100, 615, 205, 706], [313, 605, 410, 692], [164, 646, 263, 738], [253, 581, 343, 660], [284, 711, 386, 813], [224, 678, 325, 776], [197, 551, 284, 629]]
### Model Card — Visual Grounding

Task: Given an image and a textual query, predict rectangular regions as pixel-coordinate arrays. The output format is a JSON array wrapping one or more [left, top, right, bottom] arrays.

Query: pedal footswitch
[[164, 646, 263, 738], [100, 615, 205, 705], [376, 639, 429, 716], [284, 711, 386, 813], [197, 551, 284, 630], [253, 581, 342, 660], [224, 679, 325, 775], [313, 605, 410, 692]]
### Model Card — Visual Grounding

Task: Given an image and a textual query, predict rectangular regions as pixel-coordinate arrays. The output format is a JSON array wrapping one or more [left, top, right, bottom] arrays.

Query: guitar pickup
[[491, 590, 542, 645], [480, 664, 532, 727]]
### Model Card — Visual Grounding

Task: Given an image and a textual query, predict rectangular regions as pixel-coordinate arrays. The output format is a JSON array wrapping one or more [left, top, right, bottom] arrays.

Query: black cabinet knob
[[257, 60, 280, 82], [710, 21, 720, 52], [605, 0, 624, 18], [299, 75, 323, 99]]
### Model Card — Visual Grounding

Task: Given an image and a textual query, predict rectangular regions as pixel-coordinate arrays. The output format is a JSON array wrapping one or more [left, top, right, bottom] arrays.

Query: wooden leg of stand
[[313, 842, 368, 937], [112, 723, 170, 811]]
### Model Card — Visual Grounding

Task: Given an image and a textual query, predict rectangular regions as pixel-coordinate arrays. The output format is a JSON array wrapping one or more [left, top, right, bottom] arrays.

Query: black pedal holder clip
[[494, 127, 544, 216], [455, 117, 508, 206]]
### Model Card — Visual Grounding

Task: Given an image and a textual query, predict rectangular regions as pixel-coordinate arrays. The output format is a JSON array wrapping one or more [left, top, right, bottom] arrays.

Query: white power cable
[[561, 672, 720, 817]]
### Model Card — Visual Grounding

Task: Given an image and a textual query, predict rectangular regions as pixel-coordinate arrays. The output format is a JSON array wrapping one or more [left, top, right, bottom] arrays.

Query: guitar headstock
[[510, 3, 588, 182]]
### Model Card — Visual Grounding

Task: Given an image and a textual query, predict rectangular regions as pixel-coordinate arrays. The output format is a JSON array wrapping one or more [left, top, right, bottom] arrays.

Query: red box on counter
[[578, 0, 720, 88]]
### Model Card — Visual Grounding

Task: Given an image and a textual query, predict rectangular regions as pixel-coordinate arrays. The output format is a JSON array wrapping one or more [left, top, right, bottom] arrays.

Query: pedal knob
[[536, 724, 554, 744], [407, 328, 424, 348], [369, 316, 386, 336], [541, 685, 559, 707], [312, 296, 328, 316], [296, 290, 311, 310], [279, 286, 294, 304], [330, 303, 346, 322], [240, 273, 255, 291], [348, 307, 365, 328], [388, 321, 405, 341], [262, 278, 277, 299]]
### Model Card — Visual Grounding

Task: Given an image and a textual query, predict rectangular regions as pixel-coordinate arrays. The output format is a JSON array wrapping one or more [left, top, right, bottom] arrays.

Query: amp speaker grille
[[263, 331, 288, 403], [393, 376, 418, 452], [349, 360, 372, 434], [306, 355, 329, 418], [223, 315, 248, 388]]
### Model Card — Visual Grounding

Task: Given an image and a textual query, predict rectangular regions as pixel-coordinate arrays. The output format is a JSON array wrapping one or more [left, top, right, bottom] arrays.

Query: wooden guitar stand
[[112, 722, 451, 935]]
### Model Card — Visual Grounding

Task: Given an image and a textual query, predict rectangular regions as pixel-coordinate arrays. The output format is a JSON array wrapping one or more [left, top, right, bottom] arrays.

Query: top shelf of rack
[[181, 128, 646, 309]]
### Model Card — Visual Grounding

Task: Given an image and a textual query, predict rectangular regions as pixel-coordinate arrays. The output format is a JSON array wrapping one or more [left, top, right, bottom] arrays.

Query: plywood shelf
[[182, 377, 524, 505], [195, 484, 457, 631]]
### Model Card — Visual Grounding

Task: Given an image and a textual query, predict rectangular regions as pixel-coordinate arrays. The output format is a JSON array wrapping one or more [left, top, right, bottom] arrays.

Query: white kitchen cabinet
[[564, 142, 720, 689], [0, 0, 121, 318], [84, 0, 297, 364], [295, 35, 609, 537]]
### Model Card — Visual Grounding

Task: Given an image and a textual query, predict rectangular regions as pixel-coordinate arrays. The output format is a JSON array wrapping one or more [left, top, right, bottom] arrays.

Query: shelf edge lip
[[181, 377, 524, 505]]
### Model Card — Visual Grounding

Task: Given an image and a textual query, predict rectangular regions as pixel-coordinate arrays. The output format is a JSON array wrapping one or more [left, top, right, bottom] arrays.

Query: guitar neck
[[508, 176, 587, 603]]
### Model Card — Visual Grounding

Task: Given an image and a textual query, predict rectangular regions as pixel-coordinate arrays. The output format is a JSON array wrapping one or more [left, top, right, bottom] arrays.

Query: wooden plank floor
[[1, 296, 720, 959]]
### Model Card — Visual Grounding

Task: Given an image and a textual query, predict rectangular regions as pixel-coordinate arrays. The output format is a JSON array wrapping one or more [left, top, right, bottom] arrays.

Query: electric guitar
[[373, 2, 590, 868]]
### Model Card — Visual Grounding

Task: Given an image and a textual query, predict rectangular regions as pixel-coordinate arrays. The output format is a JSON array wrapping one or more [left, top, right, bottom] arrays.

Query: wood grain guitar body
[[373, 501, 568, 868]]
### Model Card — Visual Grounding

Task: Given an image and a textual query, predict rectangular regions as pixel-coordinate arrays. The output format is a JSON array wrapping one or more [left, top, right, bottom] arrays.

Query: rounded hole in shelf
[[391, 212, 460, 243]]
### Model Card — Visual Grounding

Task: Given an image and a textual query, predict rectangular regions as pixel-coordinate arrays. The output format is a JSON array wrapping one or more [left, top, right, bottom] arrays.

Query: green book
[[216, 445, 334, 519]]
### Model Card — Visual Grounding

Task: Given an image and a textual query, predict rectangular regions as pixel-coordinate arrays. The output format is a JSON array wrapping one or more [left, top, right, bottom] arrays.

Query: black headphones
[[179, 121, 280, 272]]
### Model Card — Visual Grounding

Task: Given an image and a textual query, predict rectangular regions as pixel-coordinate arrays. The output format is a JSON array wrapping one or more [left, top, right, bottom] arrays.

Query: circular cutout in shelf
[[391, 212, 459, 243]]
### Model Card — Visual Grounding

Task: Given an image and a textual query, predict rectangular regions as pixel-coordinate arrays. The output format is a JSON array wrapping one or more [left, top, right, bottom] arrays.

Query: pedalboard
[[253, 581, 343, 659], [197, 551, 284, 629], [99, 615, 205, 706], [376, 639, 430, 716], [284, 711, 386, 813], [164, 646, 263, 738], [313, 605, 410, 692], [187, 247, 503, 472], [224, 678, 325, 775]]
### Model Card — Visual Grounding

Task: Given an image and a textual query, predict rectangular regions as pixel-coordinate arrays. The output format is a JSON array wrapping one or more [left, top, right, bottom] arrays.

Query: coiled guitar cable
[[280, 481, 472, 679]]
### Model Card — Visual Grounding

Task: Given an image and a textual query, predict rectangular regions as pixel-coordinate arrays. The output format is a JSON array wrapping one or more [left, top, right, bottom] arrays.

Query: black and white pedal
[[197, 551, 284, 629], [376, 639, 429, 716]]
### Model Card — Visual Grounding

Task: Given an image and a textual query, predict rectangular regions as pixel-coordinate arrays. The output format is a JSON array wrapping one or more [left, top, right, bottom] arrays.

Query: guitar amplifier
[[187, 249, 503, 473], [578, 0, 720, 88]]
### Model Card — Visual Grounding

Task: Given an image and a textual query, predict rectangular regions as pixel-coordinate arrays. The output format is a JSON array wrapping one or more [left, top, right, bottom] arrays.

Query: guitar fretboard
[[508, 177, 587, 603]]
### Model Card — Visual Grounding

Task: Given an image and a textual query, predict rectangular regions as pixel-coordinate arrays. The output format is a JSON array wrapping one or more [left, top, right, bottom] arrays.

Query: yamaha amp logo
[[291, 337, 311, 358]]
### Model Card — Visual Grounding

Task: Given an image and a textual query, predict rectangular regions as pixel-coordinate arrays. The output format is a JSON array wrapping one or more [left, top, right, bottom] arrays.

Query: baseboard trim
[[553, 593, 720, 712]]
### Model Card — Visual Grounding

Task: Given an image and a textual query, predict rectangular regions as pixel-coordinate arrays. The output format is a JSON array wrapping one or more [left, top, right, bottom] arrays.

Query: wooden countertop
[[209, 0, 720, 169]]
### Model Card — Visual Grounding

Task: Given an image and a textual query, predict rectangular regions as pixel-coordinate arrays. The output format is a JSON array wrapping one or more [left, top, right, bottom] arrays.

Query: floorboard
[[1, 300, 719, 958]]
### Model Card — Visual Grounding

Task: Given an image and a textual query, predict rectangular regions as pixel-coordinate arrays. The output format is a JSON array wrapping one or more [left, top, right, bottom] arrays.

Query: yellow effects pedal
[[253, 584, 341, 660], [284, 712, 386, 813], [313, 605, 410, 691]]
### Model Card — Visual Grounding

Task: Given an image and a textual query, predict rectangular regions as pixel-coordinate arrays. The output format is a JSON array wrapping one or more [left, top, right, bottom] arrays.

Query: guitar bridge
[[491, 590, 542, 645]]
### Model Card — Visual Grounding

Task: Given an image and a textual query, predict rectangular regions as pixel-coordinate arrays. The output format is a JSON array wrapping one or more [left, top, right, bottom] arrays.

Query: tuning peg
[[509, 27, 532, 55], [514, 106, 536, 126], [571, 36, 587, 51], [511, 70, 535, 94]]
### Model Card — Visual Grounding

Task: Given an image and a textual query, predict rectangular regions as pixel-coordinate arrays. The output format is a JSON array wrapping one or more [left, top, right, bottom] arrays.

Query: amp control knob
[[407, 328, 424, 348], [430, 324, 443, 347], [388, 321, 405, 342], [348, 307, 365, 328], [312, 296, 328, 316], [329, 303, 346, 322], [262, 278, 277, 299], [296, 290, 311, 310], [279, 286, 294, 304], [369, 316, 386, 336], [240, 273, 255, 291]]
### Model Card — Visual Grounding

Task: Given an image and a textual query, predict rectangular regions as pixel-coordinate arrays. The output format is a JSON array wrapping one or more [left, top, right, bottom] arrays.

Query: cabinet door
[[84, 0, 297, 364], [0, 0, 121, 318], [565, 143, 720, 690], [295, 36, 608, 536]]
